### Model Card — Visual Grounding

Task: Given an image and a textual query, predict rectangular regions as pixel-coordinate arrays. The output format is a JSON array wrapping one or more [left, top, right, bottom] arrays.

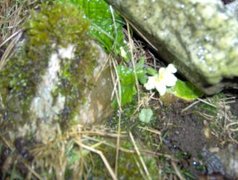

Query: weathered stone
[[202, 145, 238, 179], [106, 0, 238, 94], [225, 0, 238, 19], [0, 2, 113, 144]]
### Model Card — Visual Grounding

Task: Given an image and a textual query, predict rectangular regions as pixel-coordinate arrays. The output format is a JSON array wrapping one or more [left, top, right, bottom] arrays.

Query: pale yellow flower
[[144, 64, 177, 95]]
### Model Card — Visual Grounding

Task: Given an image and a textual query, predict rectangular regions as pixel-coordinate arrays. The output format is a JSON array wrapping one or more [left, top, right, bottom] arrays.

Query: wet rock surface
[[106, 0, 238, 94], [0, 2, 113, 145], [201, 145, 238, 179], [225, 0, 238, 20]]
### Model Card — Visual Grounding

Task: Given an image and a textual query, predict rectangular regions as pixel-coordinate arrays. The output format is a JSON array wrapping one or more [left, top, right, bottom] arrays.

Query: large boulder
[[106, 0, 238, 94], [0, 2, 113, 144]]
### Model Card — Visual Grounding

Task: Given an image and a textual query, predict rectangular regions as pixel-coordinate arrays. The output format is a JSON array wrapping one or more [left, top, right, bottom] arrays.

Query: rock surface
[[106, 0, 238, 94], [0, 2, 113, 144], [202, 145, 238, 179]]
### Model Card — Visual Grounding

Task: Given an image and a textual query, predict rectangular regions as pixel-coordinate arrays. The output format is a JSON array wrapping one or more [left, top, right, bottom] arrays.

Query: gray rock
[[106, 0, 238, 94], [202, 145, 238, 179], [0, 3, 113, 144], [225, 0, 238, 19]]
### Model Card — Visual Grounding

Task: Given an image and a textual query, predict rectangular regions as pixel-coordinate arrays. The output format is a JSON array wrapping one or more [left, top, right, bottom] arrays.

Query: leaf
[[121, 85, 137, 106], [139, 108, 153, 123], [135, 58, 145, 70], [146, 67, 157, 76], [136, 58, 147, 84], [115, 60, 149, 106], [170, 80, 203, 101], [116, 65, 137, 106], [136, 69, 147, 84], [59, 0, 125, 54], [117, 65, 135, 85]]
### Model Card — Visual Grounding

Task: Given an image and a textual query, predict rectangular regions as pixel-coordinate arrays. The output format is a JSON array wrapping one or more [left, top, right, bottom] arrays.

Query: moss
[[0, 2, 98, 131]]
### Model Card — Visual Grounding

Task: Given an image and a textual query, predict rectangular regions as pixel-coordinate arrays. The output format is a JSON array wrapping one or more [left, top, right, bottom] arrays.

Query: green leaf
[[146, 67, 157, 76], [117, 65, 135, 85], [136, 58, 147, 84], [115, 61, 148, 106], [116, 65, 137, 106], [170, 80, 203, 101], [139, 108, 153, 123], [136, 69, 147, 84], [121, 85, 137, 106], [59, 0, 125, 54], [135, 58, 145, 70]]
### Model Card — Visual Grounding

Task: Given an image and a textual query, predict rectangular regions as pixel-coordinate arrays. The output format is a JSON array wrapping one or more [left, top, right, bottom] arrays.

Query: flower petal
[[158, 67, 166, 77], [166, 64, 177, 73], [155, 83, 167, 96], [165, 74, 177, 87], [144, 76, 156, 90]]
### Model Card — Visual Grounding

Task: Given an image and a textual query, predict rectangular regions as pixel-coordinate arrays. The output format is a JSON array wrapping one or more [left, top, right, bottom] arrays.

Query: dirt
[[153, 94, 238, 178], [159, 101, 208, 155], [230, 99, 238, 117]]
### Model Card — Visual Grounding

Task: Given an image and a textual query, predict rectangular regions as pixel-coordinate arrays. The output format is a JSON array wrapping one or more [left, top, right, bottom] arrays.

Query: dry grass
[[1, 123, 175, 179], [0, 0, 40, 69], [197, 95, 238, 145]]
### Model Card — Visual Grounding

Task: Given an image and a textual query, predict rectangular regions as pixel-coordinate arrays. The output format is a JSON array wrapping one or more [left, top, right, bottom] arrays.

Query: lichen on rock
[[105, 0, 238, 94], [0, 2, 113, 144]]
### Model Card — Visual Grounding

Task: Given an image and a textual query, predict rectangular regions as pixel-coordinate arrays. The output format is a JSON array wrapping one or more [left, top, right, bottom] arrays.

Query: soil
[[230, 98, 238, 116], [153, 93, 238, 178]]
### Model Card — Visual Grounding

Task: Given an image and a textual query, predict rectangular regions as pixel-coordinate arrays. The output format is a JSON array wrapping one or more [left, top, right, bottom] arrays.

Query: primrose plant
[[144, 64, 177, 96]]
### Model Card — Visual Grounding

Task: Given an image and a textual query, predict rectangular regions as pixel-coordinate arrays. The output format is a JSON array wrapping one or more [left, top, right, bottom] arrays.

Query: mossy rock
[[106, 0, 238, 94], [0, 2, 113, 144]]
